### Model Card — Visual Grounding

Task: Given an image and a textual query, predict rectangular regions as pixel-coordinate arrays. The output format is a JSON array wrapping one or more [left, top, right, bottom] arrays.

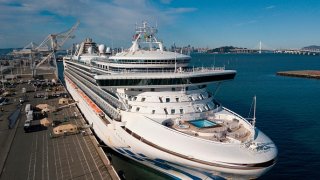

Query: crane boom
[[35, 21, 79, 69]]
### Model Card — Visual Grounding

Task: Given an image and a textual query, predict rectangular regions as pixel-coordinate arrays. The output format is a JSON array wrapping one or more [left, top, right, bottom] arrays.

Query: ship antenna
[[252, 95, 256, 127], [174, 50, 177, 73]]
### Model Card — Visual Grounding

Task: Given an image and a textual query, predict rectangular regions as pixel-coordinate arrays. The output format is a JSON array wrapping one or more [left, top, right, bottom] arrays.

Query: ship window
[[172, 88, 175, 91], [196, 107, 200, 112], [152, 110, 155, 114], [171, 109, 175, 114], [136, 107, 140, 112], [198, 94, 203, 100], [208, 103, 214, 109], [180, 109, 184, 114], [141, 98, 146, 102], [175, 98, 179, 102], [166, 98, 170, 102], [151, 88, 155, 91]]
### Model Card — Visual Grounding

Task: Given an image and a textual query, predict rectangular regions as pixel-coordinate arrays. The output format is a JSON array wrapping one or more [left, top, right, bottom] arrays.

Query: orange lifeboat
[[77, 87, 103, 115]]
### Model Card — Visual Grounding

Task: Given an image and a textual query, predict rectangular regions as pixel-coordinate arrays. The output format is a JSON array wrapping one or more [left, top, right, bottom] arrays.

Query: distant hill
[[302, 45, 320, 50], [207, 46, 239, 53]]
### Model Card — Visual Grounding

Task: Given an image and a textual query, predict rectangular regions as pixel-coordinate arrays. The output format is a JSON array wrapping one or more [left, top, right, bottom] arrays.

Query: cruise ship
[[63, 22, 277, 179]]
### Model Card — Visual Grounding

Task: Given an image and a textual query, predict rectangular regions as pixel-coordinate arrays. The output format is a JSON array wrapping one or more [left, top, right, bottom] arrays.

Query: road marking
[[52, 137, 59, 179], [74, 106, 106, 179], [71, 132, 88, 180], [42, 133, 45, 180], [56, 132, 63, 179], [62, 135, 73, 179], [27, 133, 35, 180], [82, 135, 104, 179], [32, 133, 38, 180], [75, 132, 94, 179], [46, 133, 50, 180]]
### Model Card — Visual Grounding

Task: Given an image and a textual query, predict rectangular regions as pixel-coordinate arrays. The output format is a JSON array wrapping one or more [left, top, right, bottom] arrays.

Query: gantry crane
[[12, 21, 79, 77], [35, 21, 79, 69]]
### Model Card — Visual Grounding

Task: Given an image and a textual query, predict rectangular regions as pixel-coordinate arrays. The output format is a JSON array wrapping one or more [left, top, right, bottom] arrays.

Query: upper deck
[[94, 67, 236, 87]]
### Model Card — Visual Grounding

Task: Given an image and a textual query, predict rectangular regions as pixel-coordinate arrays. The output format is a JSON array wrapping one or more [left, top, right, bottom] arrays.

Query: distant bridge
[[235, 41, 320, 55], [232, 41, 274, 54]]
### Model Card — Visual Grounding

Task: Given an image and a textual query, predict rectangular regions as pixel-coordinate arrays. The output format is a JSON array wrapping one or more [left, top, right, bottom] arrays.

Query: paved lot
[[0, 69, 116, 180]]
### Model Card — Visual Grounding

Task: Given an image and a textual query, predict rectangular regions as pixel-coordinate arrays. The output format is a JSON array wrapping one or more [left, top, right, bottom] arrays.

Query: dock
[[0, 65, 119, 180], [277, 70, 320, 79]]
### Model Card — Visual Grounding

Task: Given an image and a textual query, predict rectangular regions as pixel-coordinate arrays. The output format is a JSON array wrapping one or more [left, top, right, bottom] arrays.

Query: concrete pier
[[0, 64, 119, 180], [277, 70, 320, 79]]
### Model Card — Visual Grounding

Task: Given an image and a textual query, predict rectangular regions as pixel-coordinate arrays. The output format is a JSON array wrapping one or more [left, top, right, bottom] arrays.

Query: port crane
[[35, 21, 79, 69], [12, 21, 79, 77]]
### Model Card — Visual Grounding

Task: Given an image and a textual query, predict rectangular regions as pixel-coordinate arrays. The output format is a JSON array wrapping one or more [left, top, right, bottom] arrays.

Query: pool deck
[[277, 70, 320, 79], [0, 65, 119, 180]]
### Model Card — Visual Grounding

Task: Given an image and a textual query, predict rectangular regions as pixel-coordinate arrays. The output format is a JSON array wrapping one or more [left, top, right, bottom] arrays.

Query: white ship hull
[[65, 78, 275, 179], [63, 23, 276, 179]]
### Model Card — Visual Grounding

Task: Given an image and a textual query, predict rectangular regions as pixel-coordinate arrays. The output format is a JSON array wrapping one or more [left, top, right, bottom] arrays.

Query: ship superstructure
[[63, 22, 277, 179]]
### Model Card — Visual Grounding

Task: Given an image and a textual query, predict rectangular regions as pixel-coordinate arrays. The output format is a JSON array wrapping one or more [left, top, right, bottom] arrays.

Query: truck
[[24, 120, 45, 133], [25, 104, 31, 113]]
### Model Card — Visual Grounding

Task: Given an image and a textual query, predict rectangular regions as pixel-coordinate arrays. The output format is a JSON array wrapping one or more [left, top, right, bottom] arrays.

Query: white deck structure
[[63, 22, 277, 179]]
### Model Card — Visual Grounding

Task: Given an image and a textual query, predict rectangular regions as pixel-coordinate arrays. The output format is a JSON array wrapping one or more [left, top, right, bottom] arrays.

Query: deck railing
[[67, 68, 125, 110], [65, 71, 121, 120], [107, 66, 226, 75], [67, 59, 226, 75]]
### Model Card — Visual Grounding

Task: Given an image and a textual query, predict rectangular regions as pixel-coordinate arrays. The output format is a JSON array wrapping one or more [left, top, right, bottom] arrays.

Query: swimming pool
[[188, 119, 217, 128]]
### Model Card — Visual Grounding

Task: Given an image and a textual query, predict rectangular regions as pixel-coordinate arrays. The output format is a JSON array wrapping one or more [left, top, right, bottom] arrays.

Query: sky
[[0, 0, 320, 49]]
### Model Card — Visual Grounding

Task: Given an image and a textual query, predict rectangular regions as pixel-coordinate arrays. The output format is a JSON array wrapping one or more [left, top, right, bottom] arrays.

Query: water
[[193, 53, 320, 179], [189, 119, 217, 128], [57, 53, 320, 179]]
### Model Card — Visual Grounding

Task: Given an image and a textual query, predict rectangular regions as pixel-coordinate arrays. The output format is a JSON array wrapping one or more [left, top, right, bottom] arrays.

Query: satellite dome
[[106, 47, 111, 53], [98, 44, 106, 54]]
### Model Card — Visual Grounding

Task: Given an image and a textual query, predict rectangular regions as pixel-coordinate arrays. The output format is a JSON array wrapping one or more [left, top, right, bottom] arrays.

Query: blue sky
[[0, 0, 320, 49]]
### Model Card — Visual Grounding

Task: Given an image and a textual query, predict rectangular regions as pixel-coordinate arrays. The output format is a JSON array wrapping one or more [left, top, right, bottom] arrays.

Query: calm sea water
[[55, 53, 320, 179], [191, 54, 320, 179]]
